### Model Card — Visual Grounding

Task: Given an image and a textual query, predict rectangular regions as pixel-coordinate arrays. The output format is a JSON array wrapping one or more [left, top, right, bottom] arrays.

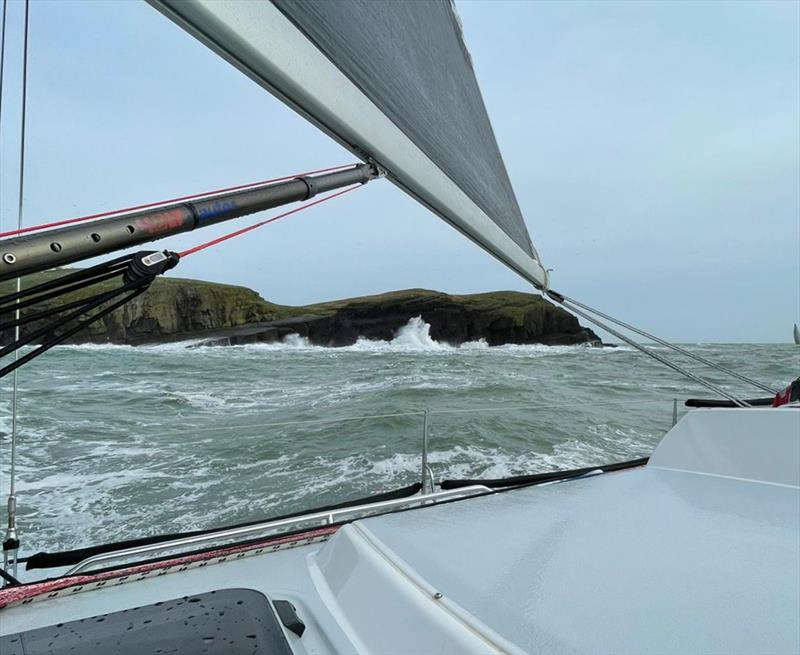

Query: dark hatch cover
[[0, 588, 293, 654]]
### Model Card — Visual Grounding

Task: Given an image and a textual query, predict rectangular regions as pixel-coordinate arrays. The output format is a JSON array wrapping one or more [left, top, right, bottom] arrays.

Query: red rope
[[178, 185, 362, 258], [0, 164, 356, 239]]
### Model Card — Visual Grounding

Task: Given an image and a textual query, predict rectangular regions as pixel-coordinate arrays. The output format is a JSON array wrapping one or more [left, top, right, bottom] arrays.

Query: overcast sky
[[0, 0, 797, 342]]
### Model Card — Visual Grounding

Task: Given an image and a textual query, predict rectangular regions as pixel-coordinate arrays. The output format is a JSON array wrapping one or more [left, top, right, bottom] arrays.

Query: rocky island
[[0, 270, 600, 347]]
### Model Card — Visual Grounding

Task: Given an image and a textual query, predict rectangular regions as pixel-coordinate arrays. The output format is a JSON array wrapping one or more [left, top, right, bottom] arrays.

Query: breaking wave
[[246, 316, 617, 355], [44, 316, 624, 355], [176, 316, 492, 353], [238, 316, 560, 353], [387, 315, 449, 349], [351, 316, 487, 352]]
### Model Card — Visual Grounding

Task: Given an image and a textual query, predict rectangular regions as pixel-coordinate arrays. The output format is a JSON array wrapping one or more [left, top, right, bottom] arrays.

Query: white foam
[[170, 390, 229, 409], [232, 333, 322, 352], [42, 317, 602, 356], [460, 338, 490, 350], [347, 317, 492, 353], [390, 316, 447, 349], [218, 317, 583, 354], [53, 342, 138, 352], [283, 333, 314, 348]]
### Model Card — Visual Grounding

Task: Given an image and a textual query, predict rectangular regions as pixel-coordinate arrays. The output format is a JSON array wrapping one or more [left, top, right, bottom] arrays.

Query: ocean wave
[[50, 342, 139, 352], [39, 316, 614, 356], [227, 316, 485, 353], [169, 390, 230, 409], [6, 337, 789, 557], [281, 437, 654, 497], [220, 317, 592, 355]]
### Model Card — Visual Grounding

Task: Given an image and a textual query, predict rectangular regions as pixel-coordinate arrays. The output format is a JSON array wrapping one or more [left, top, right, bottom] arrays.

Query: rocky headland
[[0, 270, 601, 347]]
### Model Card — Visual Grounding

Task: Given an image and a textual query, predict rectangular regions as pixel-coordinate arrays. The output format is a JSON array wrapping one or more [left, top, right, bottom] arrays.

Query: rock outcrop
[[0, 270, 600, 347], [208, 289, 600, 347]]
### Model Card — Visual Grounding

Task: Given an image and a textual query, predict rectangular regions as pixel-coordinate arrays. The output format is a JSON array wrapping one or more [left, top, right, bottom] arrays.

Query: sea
[[1, 317, 796, 557]]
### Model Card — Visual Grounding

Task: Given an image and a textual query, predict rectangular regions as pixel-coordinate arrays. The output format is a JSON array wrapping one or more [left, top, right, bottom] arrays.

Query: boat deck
[[362, 464, 799, 654], [2, 409, 798, 654]]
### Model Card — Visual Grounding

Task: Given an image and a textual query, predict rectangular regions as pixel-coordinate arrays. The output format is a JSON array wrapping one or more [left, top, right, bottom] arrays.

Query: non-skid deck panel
[[361, 466, 800, 654], [0, 588, 292, 654]]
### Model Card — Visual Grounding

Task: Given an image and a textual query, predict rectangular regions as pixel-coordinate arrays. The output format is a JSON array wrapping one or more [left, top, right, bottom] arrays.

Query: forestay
[[147, 0, 547, 288]]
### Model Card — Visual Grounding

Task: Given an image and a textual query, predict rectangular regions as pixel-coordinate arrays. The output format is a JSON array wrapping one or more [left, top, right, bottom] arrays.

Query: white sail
[[147, 0, 548, 289]]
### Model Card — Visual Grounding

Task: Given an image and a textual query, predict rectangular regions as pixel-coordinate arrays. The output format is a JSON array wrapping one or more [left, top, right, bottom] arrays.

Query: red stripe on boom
[[0, 164, 356, 239]]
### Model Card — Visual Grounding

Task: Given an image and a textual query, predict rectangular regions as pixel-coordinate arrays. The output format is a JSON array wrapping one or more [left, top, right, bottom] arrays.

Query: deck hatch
[[0, 588, 293, 654]]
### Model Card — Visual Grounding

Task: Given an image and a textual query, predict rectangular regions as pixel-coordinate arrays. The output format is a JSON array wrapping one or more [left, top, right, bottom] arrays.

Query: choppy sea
[[1, 317, 796, 556]]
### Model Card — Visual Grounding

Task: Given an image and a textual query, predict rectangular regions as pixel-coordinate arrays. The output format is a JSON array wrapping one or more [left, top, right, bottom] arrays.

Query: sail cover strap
[[148, 0, 547, 288]]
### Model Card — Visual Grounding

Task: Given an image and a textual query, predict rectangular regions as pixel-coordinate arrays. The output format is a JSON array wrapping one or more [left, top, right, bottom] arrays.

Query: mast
[[0, 164, 376, 283]]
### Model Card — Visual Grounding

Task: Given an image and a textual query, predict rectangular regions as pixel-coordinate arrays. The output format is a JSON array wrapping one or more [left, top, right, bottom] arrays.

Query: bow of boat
[[1, 407, 797, 654]]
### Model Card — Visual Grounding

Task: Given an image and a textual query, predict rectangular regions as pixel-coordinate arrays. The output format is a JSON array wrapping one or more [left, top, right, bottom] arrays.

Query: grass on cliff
[[0, 268, 281, 311], [291, 288, 548, 326], [1, 269, 548, 329]]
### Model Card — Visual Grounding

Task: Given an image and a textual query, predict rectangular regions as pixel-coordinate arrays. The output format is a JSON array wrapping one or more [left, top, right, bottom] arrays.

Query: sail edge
[[147, 0, 547, 289]]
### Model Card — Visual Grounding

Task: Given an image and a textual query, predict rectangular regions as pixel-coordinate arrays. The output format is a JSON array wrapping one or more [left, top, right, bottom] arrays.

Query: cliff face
[[0, 271, 282, 346], [82, 279, 282, 345], [253, 289, 600, 347], [0, 271, 600, 347]]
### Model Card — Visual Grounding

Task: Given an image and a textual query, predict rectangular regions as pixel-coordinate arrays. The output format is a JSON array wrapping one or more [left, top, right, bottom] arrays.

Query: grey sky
[[0, 0, 798, 342]]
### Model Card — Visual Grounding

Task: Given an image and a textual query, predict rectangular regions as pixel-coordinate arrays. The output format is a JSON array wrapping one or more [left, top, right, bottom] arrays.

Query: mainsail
[[147, 0, 547, 289]]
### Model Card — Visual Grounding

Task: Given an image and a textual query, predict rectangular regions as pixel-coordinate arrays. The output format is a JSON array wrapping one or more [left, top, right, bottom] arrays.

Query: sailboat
[[1, 2, 798, 654], [794, 323, 799, 345]]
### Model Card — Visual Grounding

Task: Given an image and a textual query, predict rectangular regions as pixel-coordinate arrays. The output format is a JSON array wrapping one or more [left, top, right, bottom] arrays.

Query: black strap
[[0, 250, 178, 379], [440, 456, 649, 490], [0, 567, 21, 586], [0, 252, 133, 308], [684, 397, 773, 408], [25, 482, 422, 570]]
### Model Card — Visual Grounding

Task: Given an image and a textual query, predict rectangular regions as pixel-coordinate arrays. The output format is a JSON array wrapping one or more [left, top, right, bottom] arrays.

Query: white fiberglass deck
[[2, 408, 798, 654], [360, 462, 798, 653], [311, 408, 800, 654]]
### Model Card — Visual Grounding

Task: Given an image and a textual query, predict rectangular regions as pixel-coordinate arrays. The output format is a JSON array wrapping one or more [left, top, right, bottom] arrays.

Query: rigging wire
[[178, 184, 363, 258], [0, 0, 7, 140], [0, 177, 364, 388], [556, 293, 776, 395], [3, 0, 28, 585], [551, 295, 750, 407], [0, 163, 358, 239], [0, 0, 9, 584]]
